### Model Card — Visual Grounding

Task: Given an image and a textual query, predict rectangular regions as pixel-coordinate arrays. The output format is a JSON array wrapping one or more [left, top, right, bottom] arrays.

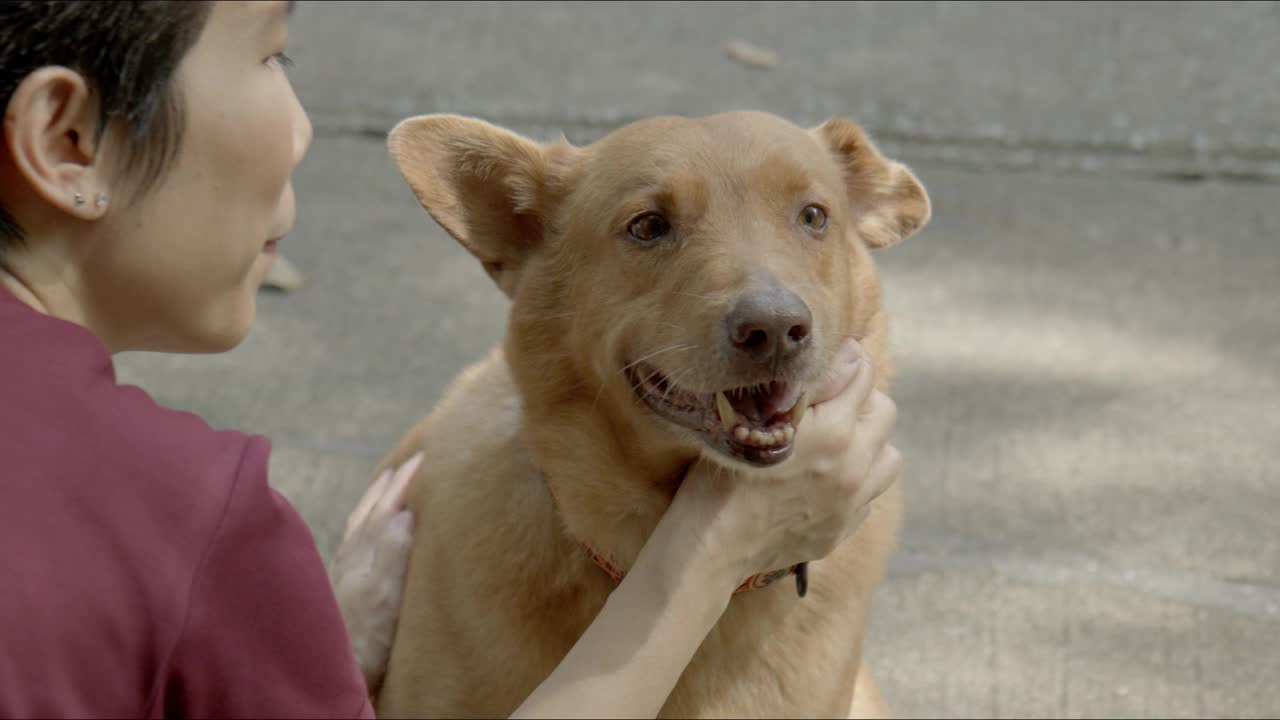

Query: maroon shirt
[[0, 286, 375, 719]]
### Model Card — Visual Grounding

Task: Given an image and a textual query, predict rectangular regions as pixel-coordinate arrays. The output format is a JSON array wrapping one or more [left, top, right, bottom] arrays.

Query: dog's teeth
[[715, 391, 738, 434], [789, 391, 811, 427], [733, 423, 795, 448]]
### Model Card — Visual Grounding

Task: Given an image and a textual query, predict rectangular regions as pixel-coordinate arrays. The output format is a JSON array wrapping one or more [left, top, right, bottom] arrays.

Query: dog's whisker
[[673, 291, 728, 303], [589, 380, 608, 414], [661, 368, 697, 405], [563, 378, 596, 393], [627, 365, 660, 395], [628, 374, 653, 398], [620, 343, 699, 375]]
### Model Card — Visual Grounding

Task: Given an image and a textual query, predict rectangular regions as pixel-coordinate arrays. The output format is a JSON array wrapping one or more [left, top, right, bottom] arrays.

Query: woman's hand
[[329, 452, 421, 696], [670, 338, 901, 588]]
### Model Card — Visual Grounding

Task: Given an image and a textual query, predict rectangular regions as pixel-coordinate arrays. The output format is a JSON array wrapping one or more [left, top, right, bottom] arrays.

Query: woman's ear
[[3, 66, 111, 220]]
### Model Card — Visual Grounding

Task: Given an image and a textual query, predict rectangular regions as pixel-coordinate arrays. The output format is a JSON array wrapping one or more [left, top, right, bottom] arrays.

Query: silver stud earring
[[95, 192, 108, 209], [73, 193, 84, 206]]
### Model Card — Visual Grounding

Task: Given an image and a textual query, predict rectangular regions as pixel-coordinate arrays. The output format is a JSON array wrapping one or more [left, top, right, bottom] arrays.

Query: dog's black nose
[[725, 286, 812, 365]]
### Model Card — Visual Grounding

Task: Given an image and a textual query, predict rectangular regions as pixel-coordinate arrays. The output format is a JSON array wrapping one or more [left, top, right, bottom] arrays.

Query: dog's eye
[[627, 213, 672, 245], [799, 204, 828, 232]]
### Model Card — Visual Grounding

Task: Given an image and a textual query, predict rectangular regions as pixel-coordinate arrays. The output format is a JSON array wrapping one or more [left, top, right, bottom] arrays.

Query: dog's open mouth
[[627, 362, 810, 467]]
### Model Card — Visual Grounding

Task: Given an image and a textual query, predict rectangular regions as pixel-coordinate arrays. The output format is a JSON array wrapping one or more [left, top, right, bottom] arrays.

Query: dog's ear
[[812, 117, 931, 249], [388, 114, 569, 297]]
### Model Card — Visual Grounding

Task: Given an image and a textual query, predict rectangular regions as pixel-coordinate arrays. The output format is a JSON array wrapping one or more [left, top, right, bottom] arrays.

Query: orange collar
[[541, 471, 808, 597]]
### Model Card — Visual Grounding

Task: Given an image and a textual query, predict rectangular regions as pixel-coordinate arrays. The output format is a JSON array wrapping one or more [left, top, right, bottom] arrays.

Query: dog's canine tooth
[[715, 391, 738, 433], [789, 391, 811, 427]]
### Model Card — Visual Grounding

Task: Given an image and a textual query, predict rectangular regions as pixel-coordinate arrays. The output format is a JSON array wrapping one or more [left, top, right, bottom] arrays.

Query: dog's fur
[[372, 111, 929, 718]]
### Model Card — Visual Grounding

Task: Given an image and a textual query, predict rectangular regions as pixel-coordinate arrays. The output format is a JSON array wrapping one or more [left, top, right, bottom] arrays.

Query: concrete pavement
[[288, 1, 1280, 180], [114, 2, 1279, 717]]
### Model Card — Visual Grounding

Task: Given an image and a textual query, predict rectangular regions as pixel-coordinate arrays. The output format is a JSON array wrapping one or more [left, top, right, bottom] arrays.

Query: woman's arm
[[508, 497, 737, 720]]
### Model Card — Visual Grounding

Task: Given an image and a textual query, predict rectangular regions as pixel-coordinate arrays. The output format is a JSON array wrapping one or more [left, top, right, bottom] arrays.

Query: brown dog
[[372, 110, 929, 718]]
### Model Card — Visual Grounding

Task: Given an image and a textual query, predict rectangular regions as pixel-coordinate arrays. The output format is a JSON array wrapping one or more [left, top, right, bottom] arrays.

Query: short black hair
[[0, 0, 214, 251]]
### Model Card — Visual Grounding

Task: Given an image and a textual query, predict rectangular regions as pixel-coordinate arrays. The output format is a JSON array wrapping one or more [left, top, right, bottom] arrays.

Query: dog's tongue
[[727, 382, 803, 424]]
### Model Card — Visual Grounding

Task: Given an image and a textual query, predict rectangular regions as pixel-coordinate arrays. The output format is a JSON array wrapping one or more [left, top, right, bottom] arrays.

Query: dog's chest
[[384, 352, 871, 718], [659, 577, 863, 718], [409, 504, 862, 718], [430, 581, 860, 719]]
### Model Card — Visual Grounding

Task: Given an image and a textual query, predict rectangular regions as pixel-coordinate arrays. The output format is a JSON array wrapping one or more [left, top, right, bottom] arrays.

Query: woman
[[0, 1, 903, 718]]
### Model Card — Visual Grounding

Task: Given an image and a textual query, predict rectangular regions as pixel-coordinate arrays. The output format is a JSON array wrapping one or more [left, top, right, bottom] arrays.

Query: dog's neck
[[510, 358, 698, 572], [536, 463, 804, 596], [531, 424, 693, 571]]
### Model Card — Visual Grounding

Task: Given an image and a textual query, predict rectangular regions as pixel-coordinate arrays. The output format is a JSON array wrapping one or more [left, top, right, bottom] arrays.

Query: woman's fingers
[[345, 451, 423, 543], [821, 446, 898, 555], [812, 345, 875, 423], [810, 338, 865, 406], [862, 443, 902, 506], [377, 511, 416, 571], [798, 348, 877, 460], [857, 391, 898, 466], [378, 451, 423, 516], [346, 467, 393, 542]]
